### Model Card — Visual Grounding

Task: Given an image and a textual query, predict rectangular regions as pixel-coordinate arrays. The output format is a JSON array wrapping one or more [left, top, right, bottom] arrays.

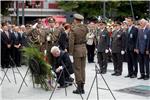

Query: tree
[[58, 1, 103, 19], [1, 1, 12, 16], [57, 1, 149, 20]]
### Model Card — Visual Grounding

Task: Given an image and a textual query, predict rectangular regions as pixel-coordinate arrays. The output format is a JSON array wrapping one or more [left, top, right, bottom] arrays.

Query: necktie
[[14, 32, 18, 38], [128, 27, 131, 33], [5, 31, 9, 38]]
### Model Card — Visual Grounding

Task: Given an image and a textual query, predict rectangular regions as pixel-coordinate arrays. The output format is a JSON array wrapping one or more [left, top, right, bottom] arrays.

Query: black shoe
[[101, 71, 106, 74], [144, 76, 149, 80], [66, 77, 74, 83], [138, 76, 145, 79], [73, 89, 84, 94], [5, 66, 11, 68], [124, 75, 130, 78], [115, 73, 121, 76], [58, 84, 68, 88], [111, 73, 116, 76], [130, 75, 136, 78]]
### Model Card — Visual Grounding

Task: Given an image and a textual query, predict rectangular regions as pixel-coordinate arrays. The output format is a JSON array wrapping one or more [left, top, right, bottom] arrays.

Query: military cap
[[48, 16, 55, 23], [115, 21, 121, 25], [73, 13, 84, 20]]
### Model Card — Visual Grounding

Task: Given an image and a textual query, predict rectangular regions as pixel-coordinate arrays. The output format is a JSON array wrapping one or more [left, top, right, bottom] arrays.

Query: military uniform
[[111, 29, 126, 76], [46, 28, 61, 64], [97, 28, 110, 74], [69, 13, 88, 94]]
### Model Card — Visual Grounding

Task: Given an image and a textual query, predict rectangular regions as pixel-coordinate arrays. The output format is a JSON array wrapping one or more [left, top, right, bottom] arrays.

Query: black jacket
[[1, 31, 13, 48], [97, 28, 110, 52], [111, 29, 126, 53], [126, 26, 138, 51], [58, 31, 69, 50], [52, 51, 73, 74], [11, 32, 22, 46]]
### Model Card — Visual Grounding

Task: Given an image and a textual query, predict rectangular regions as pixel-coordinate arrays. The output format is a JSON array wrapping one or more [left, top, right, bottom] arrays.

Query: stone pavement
[[0, 61, 149, 100]]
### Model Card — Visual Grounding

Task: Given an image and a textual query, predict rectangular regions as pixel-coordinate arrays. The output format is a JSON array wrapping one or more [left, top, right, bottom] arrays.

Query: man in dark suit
[[11, 26, 22, 67], [125, 17, 138, 78], [111, 22, 126, 76], [58, 23, 71, 51], [135, 19, 150, 80], [51, 46, 74, 88], [97, 22, 110, 74], [1, 24, 13, 68]]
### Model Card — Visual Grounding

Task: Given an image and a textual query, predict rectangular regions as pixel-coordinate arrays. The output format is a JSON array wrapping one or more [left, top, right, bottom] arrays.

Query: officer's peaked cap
[[73, 13, 84, 20]]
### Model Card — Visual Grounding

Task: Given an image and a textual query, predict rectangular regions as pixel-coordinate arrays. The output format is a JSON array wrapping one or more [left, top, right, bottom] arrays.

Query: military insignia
[[144, 34, 147, 40], [102, 34, 106, 37], [117, 34, 121, 38], [130, 33, 133, 38], [46, 35, 51, 41]]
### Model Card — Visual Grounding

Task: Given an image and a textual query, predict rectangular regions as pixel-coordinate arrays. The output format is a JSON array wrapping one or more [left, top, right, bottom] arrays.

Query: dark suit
[[52, 51, 73, 86], [147, 30, 150, 57], [111, 29, 126, 75], [136, 28, 150, 78], [1, 31, 13, 68], [97, 28, 110, 73], [11, 32, 22, 66], [58, 31, 69, 51], [126, 26, 138, 77]]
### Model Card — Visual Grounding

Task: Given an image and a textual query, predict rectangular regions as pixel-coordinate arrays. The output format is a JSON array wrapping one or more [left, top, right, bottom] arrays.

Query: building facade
[[8, 0, 65, 24]]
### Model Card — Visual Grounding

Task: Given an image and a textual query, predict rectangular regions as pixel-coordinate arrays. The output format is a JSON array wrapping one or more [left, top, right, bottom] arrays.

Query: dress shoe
[[111, 73, 116, 76], [144, 76, 149, 80], [101, 71, 106, 74], [66, 77, 74, 82], [115, 73, 121, 76], [130, 75, 137, 78], [58, 84, 68, 88], [73, 89, 84, 94], [73, 84, 84, 94], [138, 76, 145, 79], [124, 75, 130, 78], [5, 66, 11, 68]]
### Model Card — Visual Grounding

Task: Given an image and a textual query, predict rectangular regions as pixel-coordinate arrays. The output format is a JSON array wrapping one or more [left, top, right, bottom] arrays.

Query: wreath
[[22, 45, 55, 91]]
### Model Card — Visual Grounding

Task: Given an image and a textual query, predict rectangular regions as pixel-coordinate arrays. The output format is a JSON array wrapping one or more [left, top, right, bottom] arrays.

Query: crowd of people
[[1, 14, 150, 94], [86, 17, 150, 81]]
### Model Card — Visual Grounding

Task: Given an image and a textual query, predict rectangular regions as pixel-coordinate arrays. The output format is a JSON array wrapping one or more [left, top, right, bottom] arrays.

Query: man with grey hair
[[51, 46, 74, 88], [134, 18, 150, 80]]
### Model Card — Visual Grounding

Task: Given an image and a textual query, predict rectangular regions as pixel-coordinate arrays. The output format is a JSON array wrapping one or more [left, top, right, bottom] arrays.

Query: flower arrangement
[[22, 45, 54, 91]]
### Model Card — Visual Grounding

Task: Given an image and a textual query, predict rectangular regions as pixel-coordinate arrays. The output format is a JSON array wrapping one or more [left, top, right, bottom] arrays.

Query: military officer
[[97, 21, 110, 74], [69, 13, 88, 94], [111, 22, 126, 76]]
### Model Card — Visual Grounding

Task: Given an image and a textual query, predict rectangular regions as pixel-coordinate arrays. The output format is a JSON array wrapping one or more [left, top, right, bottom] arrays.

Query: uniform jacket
[[97, 28, 110, 52], [111, 29, 126, 53], [69, 23, 88, 57]]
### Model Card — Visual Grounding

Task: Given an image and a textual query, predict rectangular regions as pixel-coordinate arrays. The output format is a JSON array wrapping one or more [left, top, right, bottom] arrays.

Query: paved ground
[[0, 60, 150, 100]]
